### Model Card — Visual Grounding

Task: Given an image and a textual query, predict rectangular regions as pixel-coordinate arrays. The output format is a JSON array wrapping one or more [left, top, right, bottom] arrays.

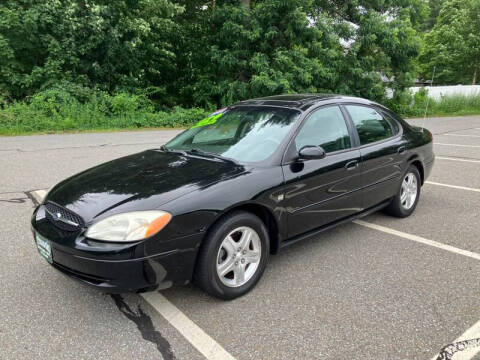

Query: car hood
[[45, 149, 246, 223]]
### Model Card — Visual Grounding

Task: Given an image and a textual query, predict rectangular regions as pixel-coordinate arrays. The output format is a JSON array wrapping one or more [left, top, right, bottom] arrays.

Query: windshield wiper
[[160, 145, 187, 156], [187, 148, 239, 165]]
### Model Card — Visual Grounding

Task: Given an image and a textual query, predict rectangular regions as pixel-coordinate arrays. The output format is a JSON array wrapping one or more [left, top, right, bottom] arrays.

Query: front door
[[282, 105, 363, 238]]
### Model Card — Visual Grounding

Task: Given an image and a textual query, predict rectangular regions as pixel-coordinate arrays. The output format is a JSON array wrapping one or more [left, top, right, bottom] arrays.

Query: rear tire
[[194, 211, 269, 300], [384, 165, 421, 218]]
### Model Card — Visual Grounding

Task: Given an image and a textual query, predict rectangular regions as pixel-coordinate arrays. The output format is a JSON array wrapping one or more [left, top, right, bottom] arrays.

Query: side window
[[295, 106, 351, 153], [380, 110, 400, 135], [346, 105, 395, 145]]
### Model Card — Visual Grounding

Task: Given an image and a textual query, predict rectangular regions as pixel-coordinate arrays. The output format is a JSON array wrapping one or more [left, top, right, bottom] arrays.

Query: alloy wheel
[[400, 172, 418, 210], [216, 226, 262, 287]]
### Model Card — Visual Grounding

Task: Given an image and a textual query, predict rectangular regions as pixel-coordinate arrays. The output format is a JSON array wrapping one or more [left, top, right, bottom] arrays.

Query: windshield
[[165, 106, 300, 163]]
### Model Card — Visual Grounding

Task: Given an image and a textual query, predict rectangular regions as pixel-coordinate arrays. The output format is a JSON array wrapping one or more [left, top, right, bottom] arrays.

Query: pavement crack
[[4, 141, 161, 153], [111, 294, 175, 360], [0, 190, 38, 205], [435, 338, 480, 360], [24, 191, 40, 206], [0, 196, 28, 204]]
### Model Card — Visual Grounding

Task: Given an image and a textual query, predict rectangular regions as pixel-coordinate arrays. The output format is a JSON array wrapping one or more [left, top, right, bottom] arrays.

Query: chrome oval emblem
[[46, 208, 79, 227]]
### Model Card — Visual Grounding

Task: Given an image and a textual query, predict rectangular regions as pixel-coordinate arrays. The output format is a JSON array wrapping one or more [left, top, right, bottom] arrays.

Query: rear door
[[282, 105, 362, 238], [343, 104, 406, 209]]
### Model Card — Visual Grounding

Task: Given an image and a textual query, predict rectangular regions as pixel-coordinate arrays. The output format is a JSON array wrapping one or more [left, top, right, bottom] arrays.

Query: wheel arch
[[407, 155, 425, 185], [204, 202, 281, 255]]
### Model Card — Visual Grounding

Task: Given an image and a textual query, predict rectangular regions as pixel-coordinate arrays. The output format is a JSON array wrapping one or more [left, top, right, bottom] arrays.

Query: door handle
[[397, 146, 406, 155], [345, 160, 358, 170]]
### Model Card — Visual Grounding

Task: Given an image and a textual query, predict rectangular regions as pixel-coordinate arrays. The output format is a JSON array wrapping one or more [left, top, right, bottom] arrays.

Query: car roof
[[232, 94, 380, 112]]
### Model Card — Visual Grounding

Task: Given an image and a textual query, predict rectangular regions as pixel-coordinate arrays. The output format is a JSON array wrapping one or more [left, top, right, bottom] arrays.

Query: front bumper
[[32, 205, 203, 293], [49, 246, 196, 293]]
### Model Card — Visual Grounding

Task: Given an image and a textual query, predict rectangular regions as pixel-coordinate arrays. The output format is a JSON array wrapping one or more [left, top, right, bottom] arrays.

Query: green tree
[[173, 0, 422, 107], [422, 0, 446, 30], [420, 0, 480, 85], [0, 0, 424, 107], [171, 0, 341, 107], [317, 0, 424, 100], [0, 0, 182, 99]]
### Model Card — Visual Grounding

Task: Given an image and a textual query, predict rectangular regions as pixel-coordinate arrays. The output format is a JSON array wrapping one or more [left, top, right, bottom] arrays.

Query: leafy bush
[[386, 90, 416, 117], [0, 90, 209, 135]]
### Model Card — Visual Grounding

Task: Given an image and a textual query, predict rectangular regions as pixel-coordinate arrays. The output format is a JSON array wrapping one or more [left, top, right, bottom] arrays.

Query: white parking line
[[425, 181, 480, 193], [353, 221, 480, 357], [436, 156, 480, 164], [353, 220, 480, 360], [354, 218, 480, 359], [435, 143, 480, 148], [32, 190, 236, 360], [142, 293, 236, 360], [443, 133, 480, 138], [429, 319, 480, 360], [353, 220, 480, 261]]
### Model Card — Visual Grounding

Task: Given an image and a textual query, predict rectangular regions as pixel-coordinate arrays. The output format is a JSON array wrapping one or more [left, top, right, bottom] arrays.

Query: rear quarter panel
[[405, 126, 435, 180]]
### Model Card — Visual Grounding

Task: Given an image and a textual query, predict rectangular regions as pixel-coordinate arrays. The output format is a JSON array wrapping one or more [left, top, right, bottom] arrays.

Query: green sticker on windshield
[[192, 113, 223, 128]]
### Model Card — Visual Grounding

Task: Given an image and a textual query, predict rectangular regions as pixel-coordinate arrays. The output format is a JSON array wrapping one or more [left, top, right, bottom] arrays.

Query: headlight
[[85, 211, 172, 242]]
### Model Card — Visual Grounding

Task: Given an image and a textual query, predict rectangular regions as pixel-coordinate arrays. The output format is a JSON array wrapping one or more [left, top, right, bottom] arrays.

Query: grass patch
[[396, 90, 480, 118], [427, 94, 480, 116]]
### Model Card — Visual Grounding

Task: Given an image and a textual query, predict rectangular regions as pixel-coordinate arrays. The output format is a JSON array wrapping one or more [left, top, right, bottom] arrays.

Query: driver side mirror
[[298, 145, 326, 160]]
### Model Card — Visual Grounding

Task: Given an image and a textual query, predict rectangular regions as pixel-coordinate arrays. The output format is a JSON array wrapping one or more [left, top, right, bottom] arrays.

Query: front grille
[[45, 202, 84, 232]]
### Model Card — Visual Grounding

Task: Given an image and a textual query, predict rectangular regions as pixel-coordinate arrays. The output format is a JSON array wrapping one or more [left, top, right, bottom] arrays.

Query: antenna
[[422, 65, 436, 126]]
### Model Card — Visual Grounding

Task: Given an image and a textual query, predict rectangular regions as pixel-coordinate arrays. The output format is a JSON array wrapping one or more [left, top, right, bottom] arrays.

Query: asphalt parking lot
[[1, 116, 480, 360]]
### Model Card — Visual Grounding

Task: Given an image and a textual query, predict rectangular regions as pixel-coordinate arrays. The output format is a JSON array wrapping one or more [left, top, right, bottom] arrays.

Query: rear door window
[[346, 105, 395, 145], [379, 110, 401, 135]]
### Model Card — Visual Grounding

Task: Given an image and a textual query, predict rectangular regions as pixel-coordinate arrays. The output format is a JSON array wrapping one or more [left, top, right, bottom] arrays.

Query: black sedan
[[31, 94, 434, 299]]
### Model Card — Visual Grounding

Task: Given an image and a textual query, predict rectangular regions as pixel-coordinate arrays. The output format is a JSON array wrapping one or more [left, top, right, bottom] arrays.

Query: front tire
[[194, 211, 269, 300], [384, 165, 421, 218]]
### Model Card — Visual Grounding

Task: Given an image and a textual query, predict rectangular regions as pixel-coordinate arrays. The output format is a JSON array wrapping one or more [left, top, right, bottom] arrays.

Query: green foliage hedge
[[0, 89, 209, 135], [1, 0, 478, 122], [2, 88, 480, 135]]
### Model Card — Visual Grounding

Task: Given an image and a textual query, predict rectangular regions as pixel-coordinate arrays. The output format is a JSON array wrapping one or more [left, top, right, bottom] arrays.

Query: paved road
[[1, 116, 480, 359]]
